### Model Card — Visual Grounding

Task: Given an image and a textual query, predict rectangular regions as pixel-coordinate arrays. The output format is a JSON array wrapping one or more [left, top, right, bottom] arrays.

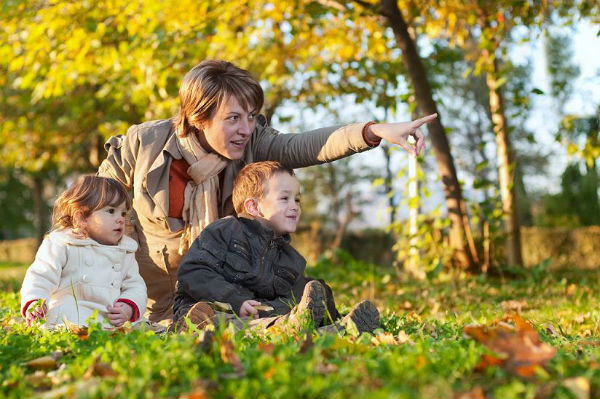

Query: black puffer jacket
[[174, 215, 309, 320]]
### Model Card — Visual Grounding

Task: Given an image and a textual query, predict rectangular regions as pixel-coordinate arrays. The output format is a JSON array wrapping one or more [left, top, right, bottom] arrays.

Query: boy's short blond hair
[[232, 161, 295, 215]]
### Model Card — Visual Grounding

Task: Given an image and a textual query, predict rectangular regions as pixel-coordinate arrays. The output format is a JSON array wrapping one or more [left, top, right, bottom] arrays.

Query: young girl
[[20, 175, 147, 328]]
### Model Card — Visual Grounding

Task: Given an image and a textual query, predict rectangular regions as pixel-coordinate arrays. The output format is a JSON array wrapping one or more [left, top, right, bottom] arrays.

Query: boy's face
[[254, 173, 301, 236]]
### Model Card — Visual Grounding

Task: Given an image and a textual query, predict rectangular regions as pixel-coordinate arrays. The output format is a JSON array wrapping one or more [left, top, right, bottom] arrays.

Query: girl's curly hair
[[52, 175, 131, 234]]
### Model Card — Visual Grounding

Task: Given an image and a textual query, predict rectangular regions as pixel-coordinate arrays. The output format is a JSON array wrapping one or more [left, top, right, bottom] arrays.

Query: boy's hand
[[239, 300, 261, 318], [107, 302, 133, 326], [26, 299, 48, 326]]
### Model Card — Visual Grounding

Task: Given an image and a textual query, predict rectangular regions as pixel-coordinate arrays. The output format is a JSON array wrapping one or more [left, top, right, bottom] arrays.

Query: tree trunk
[[331, 193, 356, 249], [32, 175, 45, 247], [486, 59, 523, 266], [382, 144, 396, 223], [379, 0, 479, 269]]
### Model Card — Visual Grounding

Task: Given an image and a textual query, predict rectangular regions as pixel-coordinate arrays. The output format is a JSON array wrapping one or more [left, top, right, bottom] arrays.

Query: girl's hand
[[239, 300, 261, 318], [368, 113, 438, 157], [107, 302, 133, 327], [26, 299, 48, 327]]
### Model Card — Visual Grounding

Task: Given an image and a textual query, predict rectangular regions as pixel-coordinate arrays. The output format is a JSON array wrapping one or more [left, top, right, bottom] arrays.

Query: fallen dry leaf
[[23, 351, 63, 371], [315, 361, 338, 374], [25, 371, 53, 389], [219, 332, 244, 376], [258, 342, 276, 355], [252, 304, 275, 312], [501, 299, 529, 313], [566, 283, 577, 296], [454, 386, 486, 399], [544, 323, 559, 338], [405, 311, 422, 323], [106, 324, 133, 334], [211, 301, 234, 312], [299, 331, 314, 354], [62, 316, 89, 338], [39, 379, 98, 399], [464, 315, 556, 378], [84, 356, 117, 379], [179, 379, 216, 399], [563, 377, 590, 399], [574, 313, 590, 324], [371, 331, 412, 346]]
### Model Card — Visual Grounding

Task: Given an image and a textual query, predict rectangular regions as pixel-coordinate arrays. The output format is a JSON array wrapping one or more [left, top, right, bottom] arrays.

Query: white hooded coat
[[20, 229, 147, 328]]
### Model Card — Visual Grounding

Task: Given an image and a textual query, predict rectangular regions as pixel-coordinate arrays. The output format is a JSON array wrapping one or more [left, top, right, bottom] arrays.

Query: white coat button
[[82, 275, 88, 282], [113, 263, 121, 272]]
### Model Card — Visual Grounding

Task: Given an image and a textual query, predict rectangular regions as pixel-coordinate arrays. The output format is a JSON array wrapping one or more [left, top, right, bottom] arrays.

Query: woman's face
[[201, 96, 257, 160]]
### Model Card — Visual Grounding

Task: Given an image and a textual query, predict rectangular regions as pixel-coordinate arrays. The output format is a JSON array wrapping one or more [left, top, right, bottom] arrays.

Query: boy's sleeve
[[117, 254, 147, 322], [97, 124, 141, 190], [20, 236, 66, 317], [177, 222, 255, 316]]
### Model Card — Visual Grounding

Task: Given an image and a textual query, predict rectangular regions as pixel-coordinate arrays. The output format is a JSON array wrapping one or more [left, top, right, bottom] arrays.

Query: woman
[[99, 60, 436, 326]]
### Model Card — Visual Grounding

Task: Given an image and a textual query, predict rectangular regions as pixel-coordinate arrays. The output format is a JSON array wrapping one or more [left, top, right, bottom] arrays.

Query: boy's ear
[[244, 198, 263, 217]]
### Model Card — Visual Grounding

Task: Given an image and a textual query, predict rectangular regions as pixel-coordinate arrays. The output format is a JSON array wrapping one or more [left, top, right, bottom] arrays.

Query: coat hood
[[48, 229, 138, 252]]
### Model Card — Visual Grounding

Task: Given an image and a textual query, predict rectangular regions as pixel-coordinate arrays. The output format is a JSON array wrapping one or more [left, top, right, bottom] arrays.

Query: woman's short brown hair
[[174, 60, 264, 137], [232, 161, 295, 215], [52, 175, 131, 232]]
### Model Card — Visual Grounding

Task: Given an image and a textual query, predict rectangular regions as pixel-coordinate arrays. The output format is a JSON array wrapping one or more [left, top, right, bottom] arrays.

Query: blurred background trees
[[1, 0, 598, 274]]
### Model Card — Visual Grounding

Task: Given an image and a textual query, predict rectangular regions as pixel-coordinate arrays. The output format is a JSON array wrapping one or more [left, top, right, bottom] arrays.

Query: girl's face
[[83, 201, 127, 245], [201, 96, 257, 160]]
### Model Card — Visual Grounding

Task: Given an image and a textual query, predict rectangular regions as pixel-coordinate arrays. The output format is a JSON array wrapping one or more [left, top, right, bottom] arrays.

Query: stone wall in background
[[2, 227, 600, 269], [0, 238, 39, 264]]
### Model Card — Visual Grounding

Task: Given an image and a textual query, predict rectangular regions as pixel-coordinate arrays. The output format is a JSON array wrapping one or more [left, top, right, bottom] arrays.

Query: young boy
[[173, 161, 379, 333]]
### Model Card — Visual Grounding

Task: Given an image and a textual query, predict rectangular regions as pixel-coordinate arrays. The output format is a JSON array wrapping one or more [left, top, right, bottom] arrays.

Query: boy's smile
[[254, 173, 301, 236]]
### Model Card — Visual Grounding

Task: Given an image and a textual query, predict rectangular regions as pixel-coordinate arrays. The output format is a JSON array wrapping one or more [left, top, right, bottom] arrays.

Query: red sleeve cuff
[[22, 299, 38, 318], [362, 121, 381, 147], [116, 298, 140, 322]]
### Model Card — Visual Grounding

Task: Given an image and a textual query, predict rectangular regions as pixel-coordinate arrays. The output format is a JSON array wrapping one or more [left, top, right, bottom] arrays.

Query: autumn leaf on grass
[[62, 316, 89, 339], [219, 332, 244, 377], [500, 299, 528, 313], [464, 315, 555, 378], [39, 379, 98, 399], [23, 351, 63, 371], [84, 356, 117, 379], [563, 377, 591, 399], [179, 380, 216, 399], [25, 371, 53, 389], [299, 331, 314, 353], [454, 386, 486, 399], [371, 330, 412, 346]]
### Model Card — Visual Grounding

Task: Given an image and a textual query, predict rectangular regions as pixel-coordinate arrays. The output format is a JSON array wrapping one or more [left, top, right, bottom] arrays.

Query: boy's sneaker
[[280, 280, 327, 329], [342, 300, 380, 334], [298, 280, 327, 326]]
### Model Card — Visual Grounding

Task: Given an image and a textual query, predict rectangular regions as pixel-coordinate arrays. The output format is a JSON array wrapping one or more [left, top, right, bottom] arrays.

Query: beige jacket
[[98, 116, 374, 323], [20, 230, 147, 328]]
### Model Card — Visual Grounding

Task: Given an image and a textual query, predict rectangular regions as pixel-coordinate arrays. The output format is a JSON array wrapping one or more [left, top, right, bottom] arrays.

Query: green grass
[[1, 253, 599, 398]]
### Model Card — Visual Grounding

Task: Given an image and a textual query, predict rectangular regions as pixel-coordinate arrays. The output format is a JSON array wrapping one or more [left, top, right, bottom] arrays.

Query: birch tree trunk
[[379, 0, 479, 270], [486, 58, 523, 266]]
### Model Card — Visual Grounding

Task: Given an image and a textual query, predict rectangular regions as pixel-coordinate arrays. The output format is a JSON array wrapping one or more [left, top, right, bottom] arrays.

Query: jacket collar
[[237, 214, 291, 244], [49, 229, 138, 252]]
